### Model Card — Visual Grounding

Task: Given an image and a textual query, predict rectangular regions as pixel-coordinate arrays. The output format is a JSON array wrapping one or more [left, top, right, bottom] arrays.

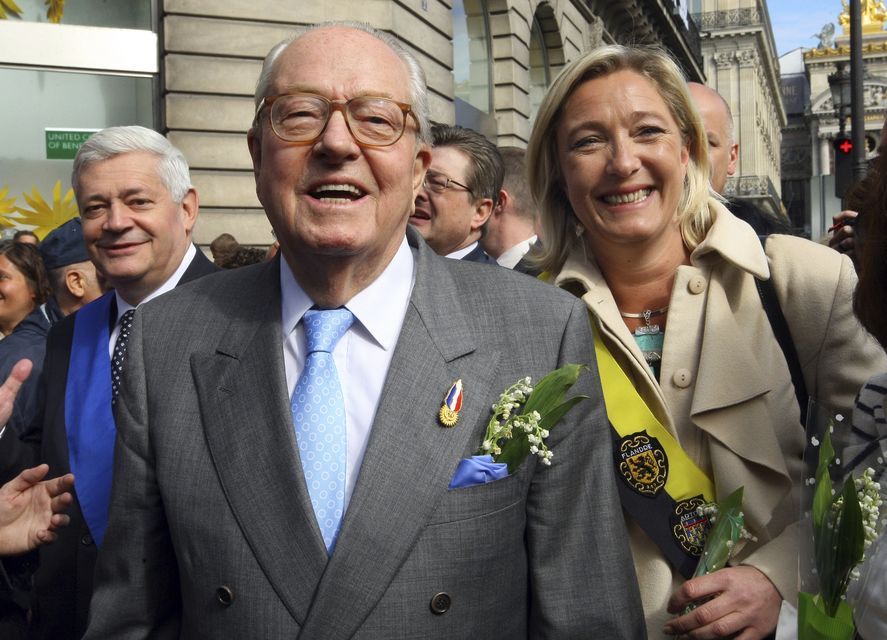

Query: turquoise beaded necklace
[[620, 306, 667, 378]]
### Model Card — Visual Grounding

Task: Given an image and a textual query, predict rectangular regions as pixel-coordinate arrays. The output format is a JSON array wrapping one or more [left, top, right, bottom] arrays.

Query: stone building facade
[[162, 0, 706, 246], [693, 0, 786, 216], [0, 1, 718, 246], [777, 1, 887, 238]]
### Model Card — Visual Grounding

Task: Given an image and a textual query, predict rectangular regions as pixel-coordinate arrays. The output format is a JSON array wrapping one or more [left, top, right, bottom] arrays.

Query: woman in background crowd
[[0, 241, 50, 337], [526, 45, 885, 639]]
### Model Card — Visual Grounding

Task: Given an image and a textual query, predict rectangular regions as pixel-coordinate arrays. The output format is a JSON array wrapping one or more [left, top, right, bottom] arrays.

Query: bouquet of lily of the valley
[[449, 364, 589, 489], [680, 486, 756, 614], [798, 425, 882, 640], [690, 486, 755, 578]]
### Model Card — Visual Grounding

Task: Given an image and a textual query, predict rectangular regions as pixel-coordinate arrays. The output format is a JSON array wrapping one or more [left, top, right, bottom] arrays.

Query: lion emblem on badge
[[618, 432, 667, 496]]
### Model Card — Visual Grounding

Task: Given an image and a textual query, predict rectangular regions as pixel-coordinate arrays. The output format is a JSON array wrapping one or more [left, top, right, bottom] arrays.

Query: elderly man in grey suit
[[82, 22, 644, 638]]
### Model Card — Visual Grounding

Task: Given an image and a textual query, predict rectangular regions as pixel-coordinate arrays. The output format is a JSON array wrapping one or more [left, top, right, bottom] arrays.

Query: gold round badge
[[439, 406, 459, 427]]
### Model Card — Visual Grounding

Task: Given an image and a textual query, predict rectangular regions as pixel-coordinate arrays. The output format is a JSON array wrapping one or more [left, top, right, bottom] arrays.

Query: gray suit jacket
[[85, 231, 644, 639]]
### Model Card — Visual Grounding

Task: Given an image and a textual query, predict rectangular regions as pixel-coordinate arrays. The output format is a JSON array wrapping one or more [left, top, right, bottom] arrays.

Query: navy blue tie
[[110, 309, 136, 405]]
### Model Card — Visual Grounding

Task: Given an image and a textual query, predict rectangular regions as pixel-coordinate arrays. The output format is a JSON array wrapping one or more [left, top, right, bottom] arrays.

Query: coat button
[[687, 275, 707, 294], [429, 592, 451, 615], [673, 368, 692, 388], [216, 586, 234, 607], [80, 533, 93, 546]]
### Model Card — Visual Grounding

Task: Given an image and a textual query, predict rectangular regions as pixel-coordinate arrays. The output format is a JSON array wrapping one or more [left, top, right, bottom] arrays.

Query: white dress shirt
[[445, 241, 479, 260], [496, 234, 537, 269], [109, 243, 197, 356], [280, 238, 415, 511]]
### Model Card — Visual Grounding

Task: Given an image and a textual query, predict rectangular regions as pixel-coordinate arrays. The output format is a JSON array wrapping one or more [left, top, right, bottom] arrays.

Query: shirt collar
[[497, 235, 537, 269], [445, 241, 478, 260], [115, 243, 197, 321], [280, 236, 415, 350]]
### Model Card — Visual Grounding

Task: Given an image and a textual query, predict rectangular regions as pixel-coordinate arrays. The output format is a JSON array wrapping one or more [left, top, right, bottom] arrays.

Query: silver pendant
[[634, 324, 660, 336]]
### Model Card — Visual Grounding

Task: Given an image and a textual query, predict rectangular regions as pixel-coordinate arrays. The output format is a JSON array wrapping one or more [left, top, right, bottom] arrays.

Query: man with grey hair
[[411, 123, 501, 262], [481, 146, 540, 271], [83, 22, 642, 638], [0, 125, 216, 639]]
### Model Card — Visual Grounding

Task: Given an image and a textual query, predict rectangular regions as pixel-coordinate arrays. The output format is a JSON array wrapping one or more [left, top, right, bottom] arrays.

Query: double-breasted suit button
[[429, 592, 451, 614], [80, 533, 93, 546], [215, 586, 234, 607], [687, 275, 707, 294], [673, 369, 692, 388]]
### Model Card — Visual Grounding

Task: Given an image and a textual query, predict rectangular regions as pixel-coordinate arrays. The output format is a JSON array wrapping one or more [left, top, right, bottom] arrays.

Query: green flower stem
[[692, 486, 746, 578]]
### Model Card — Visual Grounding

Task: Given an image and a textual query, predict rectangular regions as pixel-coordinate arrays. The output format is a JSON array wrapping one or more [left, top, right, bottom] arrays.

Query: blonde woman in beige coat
[[527, 45, 887, 640]]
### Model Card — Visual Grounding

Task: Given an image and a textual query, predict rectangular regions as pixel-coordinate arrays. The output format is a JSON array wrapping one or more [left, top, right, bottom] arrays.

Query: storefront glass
[[0, 69, 153, 234]]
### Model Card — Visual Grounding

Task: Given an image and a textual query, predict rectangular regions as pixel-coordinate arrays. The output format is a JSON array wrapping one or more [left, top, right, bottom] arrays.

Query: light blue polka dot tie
[[292, 307, 354, 554]]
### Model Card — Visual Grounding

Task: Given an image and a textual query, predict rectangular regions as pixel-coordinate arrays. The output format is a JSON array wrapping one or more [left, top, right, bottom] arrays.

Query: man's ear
[[65, 269, 86, 299], [471, 198, 495, 232], [493, 189, 510, 219], [727, 142, 739, 177], [248, 128, 262, 178], [179, 188, 199, 234], [412, 144, 432, 194]]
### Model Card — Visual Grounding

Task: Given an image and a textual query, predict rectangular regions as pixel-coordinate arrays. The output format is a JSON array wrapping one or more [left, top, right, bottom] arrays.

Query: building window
[[2, 69, 154, 206], [453, 0, 495, 135], [3, 0, 151, 28], [0, 0, 157, 237]]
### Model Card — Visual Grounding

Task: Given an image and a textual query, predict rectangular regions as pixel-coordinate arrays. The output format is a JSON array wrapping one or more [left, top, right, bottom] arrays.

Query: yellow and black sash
[[592, 321, 716, 579]]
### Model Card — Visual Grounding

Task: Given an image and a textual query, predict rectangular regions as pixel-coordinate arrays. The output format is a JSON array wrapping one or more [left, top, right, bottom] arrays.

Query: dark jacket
[[460, 243, 496, 264], [0, 249, 218, 640], [0, 299, 63, 439]]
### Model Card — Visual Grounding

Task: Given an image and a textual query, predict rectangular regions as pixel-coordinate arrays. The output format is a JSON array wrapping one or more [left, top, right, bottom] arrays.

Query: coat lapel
[[299, 234, 498, 638], [555, 237, 793, 534], [689, 274, 793, 531], [190, 260, 327, 626]]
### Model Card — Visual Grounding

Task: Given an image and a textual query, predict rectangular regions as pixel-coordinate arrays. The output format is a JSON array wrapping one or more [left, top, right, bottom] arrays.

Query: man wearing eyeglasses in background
[[82, 21, 643, 639], [410, 123, 501, 263]]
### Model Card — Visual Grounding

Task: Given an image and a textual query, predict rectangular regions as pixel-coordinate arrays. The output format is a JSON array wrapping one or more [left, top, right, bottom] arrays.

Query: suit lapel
[[191, 260, 327, 626], [179, 245, 220, 284], [299, 235, 498, 638]]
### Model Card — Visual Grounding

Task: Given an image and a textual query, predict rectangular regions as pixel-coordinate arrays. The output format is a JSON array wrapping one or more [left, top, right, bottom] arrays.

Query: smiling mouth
[[602, 188, 652, 205], [411, 208, 431, 221], [309, 183, 366, 204], [98, 240, 147, 251]]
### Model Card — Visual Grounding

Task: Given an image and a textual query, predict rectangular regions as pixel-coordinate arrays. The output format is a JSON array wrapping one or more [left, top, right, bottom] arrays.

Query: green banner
[[45, 129, 98, 160]]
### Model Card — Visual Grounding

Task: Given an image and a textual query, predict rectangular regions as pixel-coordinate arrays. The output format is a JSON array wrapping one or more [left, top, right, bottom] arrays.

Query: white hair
[[72, 126, 192, 203]]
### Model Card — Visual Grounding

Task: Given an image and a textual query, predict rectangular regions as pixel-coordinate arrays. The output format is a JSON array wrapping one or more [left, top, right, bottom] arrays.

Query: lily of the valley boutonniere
[[449, 364, 589, 489]]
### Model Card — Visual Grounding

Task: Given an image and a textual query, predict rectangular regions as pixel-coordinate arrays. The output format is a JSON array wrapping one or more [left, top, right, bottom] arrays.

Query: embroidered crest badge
[[439, 379, 463, 427], [617, 431, 668, 496], [671, 496, 711, 556]]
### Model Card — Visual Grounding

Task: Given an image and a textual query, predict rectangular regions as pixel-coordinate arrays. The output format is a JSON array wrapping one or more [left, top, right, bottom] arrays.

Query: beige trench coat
[[554, 204, 887, 638]]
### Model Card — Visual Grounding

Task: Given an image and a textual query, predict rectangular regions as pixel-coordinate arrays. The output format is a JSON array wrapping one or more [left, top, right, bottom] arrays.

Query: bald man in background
[[688, 83, 738, 195], [689, 82, 793, 236]]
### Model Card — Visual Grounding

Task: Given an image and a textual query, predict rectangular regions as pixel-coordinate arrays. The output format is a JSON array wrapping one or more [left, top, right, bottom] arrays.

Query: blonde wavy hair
[[526, 45, 716, 274]]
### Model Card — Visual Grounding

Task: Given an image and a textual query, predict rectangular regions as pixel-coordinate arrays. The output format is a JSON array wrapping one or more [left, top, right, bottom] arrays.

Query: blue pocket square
[[448, 454, 509, 489]]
